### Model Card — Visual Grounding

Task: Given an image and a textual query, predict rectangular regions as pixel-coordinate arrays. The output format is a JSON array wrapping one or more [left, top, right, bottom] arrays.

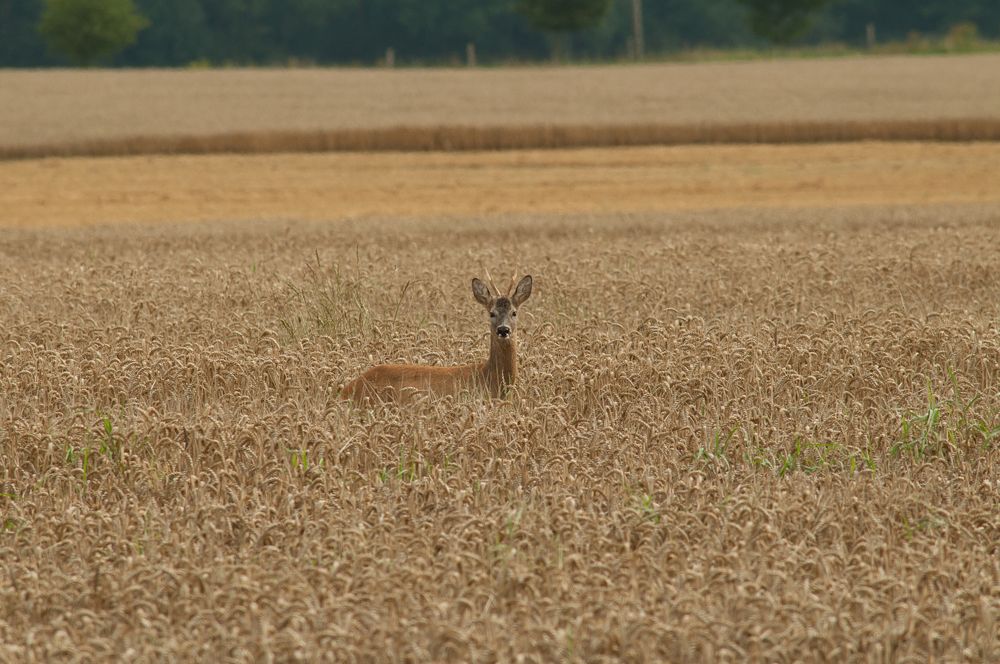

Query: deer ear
[[512, 275, 533, 306], [472, 278, 492, 306]]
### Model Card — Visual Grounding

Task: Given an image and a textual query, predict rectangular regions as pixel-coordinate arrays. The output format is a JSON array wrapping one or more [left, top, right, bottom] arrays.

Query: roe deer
[[341, 271, 533, 404]]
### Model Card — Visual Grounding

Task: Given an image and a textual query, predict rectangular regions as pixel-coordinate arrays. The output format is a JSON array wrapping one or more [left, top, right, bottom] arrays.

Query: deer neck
[[481, 335, 517, 396]]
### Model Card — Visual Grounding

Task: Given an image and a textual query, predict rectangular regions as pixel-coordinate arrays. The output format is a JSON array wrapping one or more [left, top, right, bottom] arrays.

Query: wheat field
[[2, 199, 999, 660], [2, 54, 1000, 157], [1, 54, 999, 659]]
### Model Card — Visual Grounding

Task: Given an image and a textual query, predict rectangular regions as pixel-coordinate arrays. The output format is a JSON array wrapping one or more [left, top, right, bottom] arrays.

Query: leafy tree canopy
[[734, 0, 834, 44], [516, 0, 613, 33], [39, 0, 148, 65]]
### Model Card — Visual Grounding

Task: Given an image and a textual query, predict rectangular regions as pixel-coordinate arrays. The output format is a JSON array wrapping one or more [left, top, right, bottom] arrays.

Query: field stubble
[[2, 54, 1000, 158], [0, 206, 998, 660]]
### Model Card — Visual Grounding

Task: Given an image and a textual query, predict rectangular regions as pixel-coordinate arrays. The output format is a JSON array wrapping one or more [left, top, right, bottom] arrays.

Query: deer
[[340, 271, 533, 404]]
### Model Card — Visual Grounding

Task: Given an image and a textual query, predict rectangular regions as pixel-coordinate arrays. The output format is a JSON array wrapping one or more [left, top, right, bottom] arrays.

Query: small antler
[[506, 272, 517, 297], [484, 267, 501, 297]]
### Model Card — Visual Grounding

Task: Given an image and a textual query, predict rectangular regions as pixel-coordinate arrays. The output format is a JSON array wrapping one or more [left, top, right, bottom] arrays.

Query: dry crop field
[[2, 54, 1000, 157], [1, 199, 999, 660], [0, 55, 998, 660]]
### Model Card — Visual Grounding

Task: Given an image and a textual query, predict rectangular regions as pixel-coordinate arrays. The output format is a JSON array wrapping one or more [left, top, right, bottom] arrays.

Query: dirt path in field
[[2, 142, 999, 228]]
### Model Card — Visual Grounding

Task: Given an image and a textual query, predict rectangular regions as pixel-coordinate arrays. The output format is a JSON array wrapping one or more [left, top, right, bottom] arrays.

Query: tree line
[[2, 0, 998, 67]]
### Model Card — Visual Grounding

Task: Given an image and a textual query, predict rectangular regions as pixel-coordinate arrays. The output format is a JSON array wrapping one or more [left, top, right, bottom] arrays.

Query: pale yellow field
[[2, 142, 999, 228], [2, 54, 999, 155]]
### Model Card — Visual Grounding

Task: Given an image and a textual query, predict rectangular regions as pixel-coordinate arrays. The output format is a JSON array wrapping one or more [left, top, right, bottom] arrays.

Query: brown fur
[[341, 274, 532, 404]]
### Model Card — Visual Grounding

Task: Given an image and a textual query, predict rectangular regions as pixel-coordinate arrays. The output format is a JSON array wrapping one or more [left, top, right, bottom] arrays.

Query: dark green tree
[[734, 0, 833, 44], [516, 0, 613, 31], [516, 0, 613, 59], [0, 0, 53, 65], [38, 0, 148, 65], [122, 0, 211, 66]]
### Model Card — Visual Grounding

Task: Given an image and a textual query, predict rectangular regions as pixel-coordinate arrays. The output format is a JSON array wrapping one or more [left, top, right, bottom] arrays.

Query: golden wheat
[[3, 143, 1000, 228], [4, 119, 1000, 160], [1, 206, 998, 661]]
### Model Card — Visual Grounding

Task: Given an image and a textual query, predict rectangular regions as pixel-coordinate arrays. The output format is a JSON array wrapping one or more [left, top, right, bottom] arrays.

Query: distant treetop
[[39, 0, 148, 66], [515, 0, 614, 33], [734, 0, 835, 44]]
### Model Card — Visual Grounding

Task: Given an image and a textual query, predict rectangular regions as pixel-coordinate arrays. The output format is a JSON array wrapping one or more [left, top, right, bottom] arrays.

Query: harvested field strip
[[3, 54, 999, 156], [1, 209, 998, 660], [3, 142, 999, 228], [5, 118, 1000, 161]]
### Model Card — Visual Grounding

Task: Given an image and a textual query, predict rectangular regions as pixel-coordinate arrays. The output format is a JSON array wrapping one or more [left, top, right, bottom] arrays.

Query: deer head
[[472, 270, 533, 342]]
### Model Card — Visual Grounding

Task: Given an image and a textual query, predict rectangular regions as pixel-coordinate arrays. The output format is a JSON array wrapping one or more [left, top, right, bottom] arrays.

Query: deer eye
[[511, 311, 517, 317], [489, 312, 496, 318]]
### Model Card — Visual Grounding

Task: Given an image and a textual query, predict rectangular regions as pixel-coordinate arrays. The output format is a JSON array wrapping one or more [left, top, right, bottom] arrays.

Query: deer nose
[[496, 326, 511, 338]]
